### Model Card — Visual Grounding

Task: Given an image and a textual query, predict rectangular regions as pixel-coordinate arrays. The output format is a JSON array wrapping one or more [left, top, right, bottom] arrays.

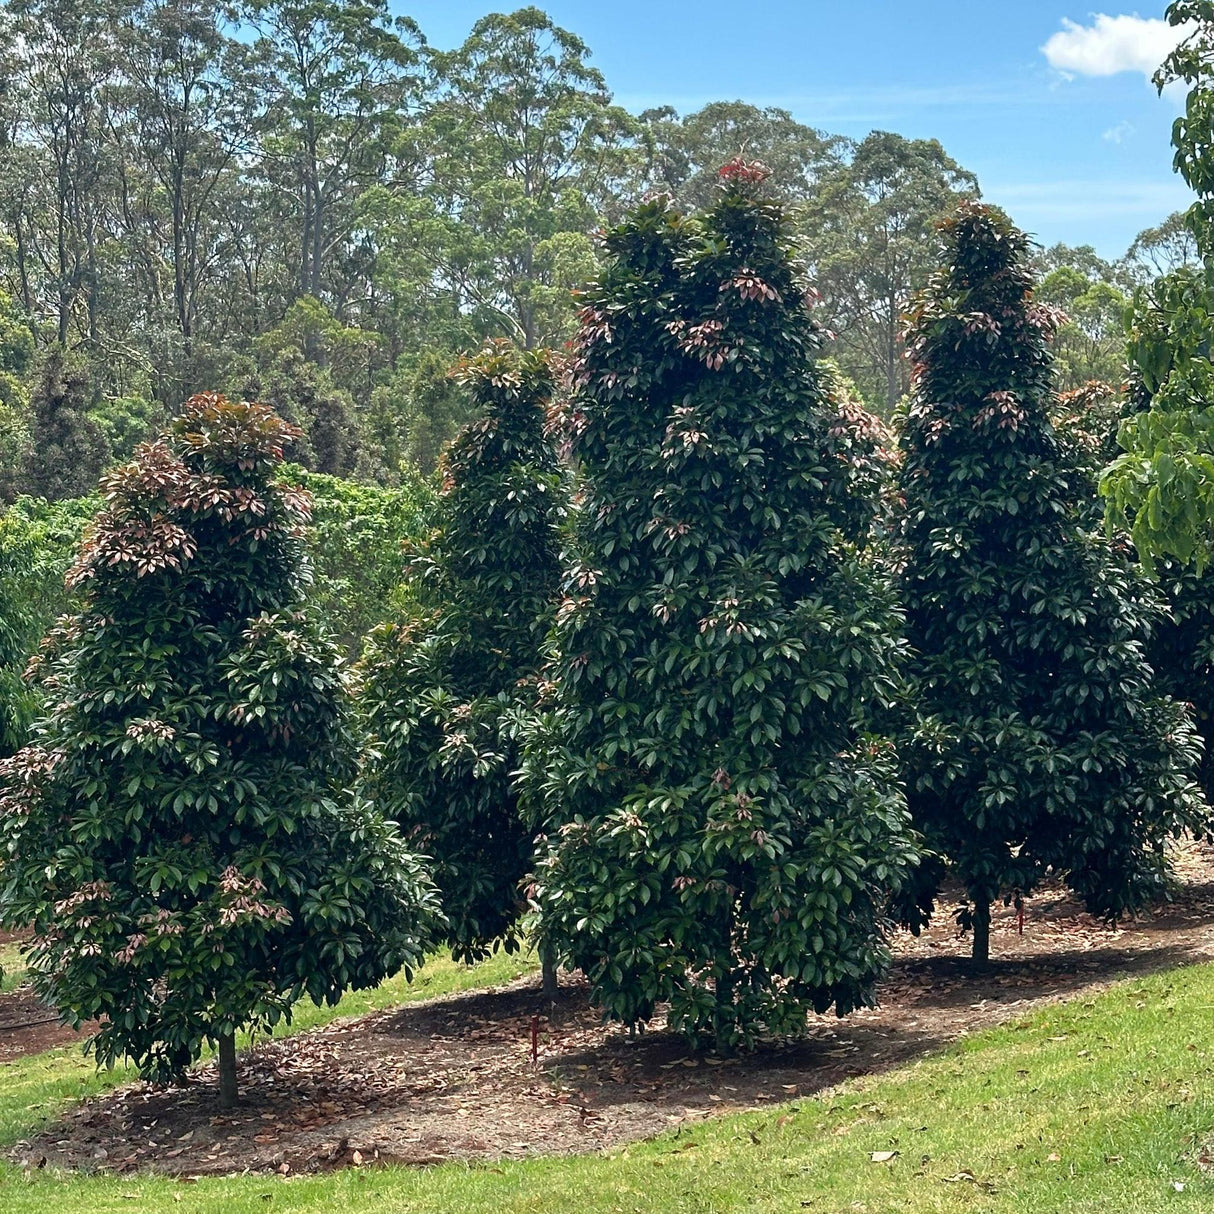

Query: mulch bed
[[10, 840, 1214, 1177], [0, 986, 89, 1062]]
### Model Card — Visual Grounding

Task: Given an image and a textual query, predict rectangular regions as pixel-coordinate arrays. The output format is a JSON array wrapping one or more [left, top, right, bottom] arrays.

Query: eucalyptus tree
[[633, 100, 842, 211], [1124, 211, 1200, 284], [240, 0, 426, 307], [802, 131, 977, 411], [108, 0, 251, 398], [5, 0, 129, 348], [415, 7, 636, 348]]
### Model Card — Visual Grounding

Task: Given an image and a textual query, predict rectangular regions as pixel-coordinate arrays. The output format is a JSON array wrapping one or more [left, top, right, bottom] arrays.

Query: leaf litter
[[11, 839, 1214, 1178]]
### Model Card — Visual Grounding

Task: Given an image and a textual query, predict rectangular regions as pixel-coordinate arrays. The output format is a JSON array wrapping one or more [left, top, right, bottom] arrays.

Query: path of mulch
[[12, 841, 1214, 1177], [0, 986, 87, 1062]]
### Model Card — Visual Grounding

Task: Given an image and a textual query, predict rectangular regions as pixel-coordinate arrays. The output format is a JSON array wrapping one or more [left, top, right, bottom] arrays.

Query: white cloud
[[1042, 13, 1193, 81], [1102, 119, 1136, 143]]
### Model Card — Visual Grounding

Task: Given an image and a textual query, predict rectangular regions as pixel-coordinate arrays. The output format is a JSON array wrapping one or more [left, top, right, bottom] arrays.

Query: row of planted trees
[[1, 158, 1210, 1105]]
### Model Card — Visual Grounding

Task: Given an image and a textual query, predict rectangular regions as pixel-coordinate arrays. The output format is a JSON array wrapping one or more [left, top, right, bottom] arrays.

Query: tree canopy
[[899, 202, 1207, 962], [0, 395, 441, 1104]]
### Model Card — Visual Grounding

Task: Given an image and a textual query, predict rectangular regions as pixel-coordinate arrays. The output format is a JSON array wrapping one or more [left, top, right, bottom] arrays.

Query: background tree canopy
[[0, 2, 1171, 502]]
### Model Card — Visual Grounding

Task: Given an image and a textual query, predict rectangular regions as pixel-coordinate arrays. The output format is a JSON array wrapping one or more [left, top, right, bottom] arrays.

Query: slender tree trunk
[[217, 1032, 238, 1109], [714, 967, 735, 1056], [971, 899, 991, 966], [541, 949, 558, 998]]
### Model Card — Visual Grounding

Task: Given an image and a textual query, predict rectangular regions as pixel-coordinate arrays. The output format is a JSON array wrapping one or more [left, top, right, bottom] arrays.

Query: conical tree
[[899, 202, 1207, 962], [0, 394, 442, 1106], [519, 162, 919, 1052], [360, 342, 564, 970]]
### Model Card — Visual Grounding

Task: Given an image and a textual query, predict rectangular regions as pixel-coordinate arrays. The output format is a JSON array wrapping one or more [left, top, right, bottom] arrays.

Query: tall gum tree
[[519, 162, 918, 1053], [899, 202, 1207, 963]]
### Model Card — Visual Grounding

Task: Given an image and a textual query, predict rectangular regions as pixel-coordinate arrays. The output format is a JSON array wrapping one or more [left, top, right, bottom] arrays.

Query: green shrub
[[898, 203, 1207, 961], [360, 342, 564, 963]]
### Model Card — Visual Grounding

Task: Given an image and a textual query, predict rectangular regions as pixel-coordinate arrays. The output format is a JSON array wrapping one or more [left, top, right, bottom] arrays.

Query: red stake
[[530, 1014, 539, 1064]]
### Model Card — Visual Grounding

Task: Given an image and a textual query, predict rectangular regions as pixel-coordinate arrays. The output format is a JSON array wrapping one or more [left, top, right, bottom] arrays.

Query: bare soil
[[0, 986, 88, 1062], [13, 841, 1214, 1177]]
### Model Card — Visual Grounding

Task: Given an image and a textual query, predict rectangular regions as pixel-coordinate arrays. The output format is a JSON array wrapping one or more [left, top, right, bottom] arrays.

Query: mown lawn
[[0, 942, 25, 993], [2, 959, 1214, 1213]]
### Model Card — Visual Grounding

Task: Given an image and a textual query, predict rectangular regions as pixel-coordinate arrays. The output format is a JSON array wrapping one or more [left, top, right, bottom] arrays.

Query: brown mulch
[[11, 840, 1214, 1178], [0, 986, 88, 1061]]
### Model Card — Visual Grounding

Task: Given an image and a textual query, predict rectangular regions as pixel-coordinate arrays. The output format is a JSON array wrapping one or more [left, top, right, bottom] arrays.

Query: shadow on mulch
[[12, 845, 1214, 1178]]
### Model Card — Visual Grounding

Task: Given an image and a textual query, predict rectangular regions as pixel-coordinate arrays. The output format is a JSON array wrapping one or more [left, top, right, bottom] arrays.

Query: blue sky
[[397, 2, 1195, 259]]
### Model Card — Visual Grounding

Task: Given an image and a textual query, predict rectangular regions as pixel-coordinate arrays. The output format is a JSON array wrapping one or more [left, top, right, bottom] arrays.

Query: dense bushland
[[0, 3, 1177, 505]]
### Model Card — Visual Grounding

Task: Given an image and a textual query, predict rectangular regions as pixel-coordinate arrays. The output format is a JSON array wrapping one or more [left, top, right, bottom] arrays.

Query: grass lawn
[[0, 943, 26, 993], [2, 959, 1214, 1213]]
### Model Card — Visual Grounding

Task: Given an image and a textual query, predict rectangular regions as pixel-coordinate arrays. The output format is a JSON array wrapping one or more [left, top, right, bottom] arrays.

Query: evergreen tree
[[519, 162, 918, 1052], [360, 342, 563, 966], [898, 202, 1207, 962], [0, 395, 441, 1106]]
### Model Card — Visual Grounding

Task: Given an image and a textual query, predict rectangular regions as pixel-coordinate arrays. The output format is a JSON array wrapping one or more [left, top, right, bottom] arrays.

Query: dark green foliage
[[20, 349, 111, 501], [360, 342, 563, 962], [256, 351, 364, 479], [898, 203, 1207, 958], [0, 395, 442, 1091], [519, 163, 918, 1051]]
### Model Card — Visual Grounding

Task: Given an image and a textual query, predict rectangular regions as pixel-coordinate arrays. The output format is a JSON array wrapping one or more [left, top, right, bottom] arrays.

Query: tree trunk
[[714, 968, 735, 1056], [217, 1032, 238, 1109], [971, 898, 991, 965], [541, 950, 559, 998]]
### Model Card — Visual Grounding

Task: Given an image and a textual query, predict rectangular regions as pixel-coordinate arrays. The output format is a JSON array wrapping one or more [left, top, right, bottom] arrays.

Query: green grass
[[0, 949, 537, 1152], [0, 943, 25, 993], [4, 961, 1214, 1212]]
